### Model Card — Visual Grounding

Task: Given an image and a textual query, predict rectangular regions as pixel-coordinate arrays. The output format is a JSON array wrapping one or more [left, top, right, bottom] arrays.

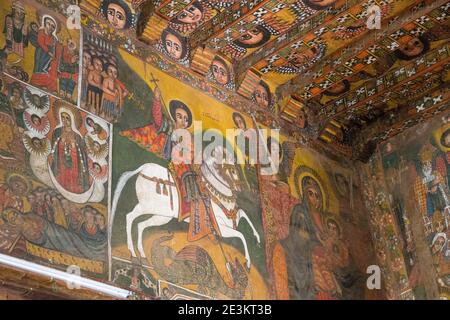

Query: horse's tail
[[109, 164, 148, 241]]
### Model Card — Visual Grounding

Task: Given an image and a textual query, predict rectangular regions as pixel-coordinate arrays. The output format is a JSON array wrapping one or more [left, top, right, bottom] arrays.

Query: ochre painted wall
[[0, 0, 384, 300]]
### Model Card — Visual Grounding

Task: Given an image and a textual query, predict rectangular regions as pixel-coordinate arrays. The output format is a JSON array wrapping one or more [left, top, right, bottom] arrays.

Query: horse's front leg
[[237, 209, 260, 245], [126, 204, 144, 258], [137, 215, 174, 259], [219, 225, 251, 269]]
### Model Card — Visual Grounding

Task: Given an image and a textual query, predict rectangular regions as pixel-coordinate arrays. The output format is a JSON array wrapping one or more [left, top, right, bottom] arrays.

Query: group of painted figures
[[2, 1, 79, 102], [0, 77, 109, 264], [81, 40, 129, 122]]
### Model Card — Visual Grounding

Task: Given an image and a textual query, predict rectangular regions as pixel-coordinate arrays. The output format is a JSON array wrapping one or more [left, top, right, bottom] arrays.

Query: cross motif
[[433, 95, 443, 105], [253, 8, 268, 18], [416, 103, 425, 112]]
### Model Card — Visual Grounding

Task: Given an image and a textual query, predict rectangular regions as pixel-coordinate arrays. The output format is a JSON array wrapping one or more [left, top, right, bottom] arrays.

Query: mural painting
[[0, 0, 446, 301], [0, 0, 81, 105], [0, 75, 111, 278], [364, 112, 450, 299], [261, 142, 378, 300], [109, 54, 269, 299]]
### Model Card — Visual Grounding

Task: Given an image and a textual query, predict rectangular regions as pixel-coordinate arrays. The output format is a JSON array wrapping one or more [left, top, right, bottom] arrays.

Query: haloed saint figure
[[50, 108, 90, 194]]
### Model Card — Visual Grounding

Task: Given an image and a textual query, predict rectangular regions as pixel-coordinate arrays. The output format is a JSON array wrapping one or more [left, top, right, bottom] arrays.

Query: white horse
[[110, 146, 261, 268]]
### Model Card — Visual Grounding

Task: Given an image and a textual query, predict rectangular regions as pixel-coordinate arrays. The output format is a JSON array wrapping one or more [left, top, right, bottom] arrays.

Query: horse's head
[[206, 145, 241, 193]]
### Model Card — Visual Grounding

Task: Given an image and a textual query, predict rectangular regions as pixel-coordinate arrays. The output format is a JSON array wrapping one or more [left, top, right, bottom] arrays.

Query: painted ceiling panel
[[79, 0, 449, 159]]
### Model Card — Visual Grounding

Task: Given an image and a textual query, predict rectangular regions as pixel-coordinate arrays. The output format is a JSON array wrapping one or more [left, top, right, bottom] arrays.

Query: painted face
[[32, 95, 41, 107], [176, 4, 203, 24], [327, 221, 340, 239], [61, 112, 72, 128], [30, 22, 38, 32], [432, 236, 446, 254], [32, 138, 42, 148], [239, 27, 264, 46], [44, 18, 56, 35], [306, 0, 337, 7], [174, 108, 189, 129], [4, 209, 23, 227], [165, 33, 183, 60], [93, 142, 101, 152], [253, 84, 270, 108], [305, 182, 322, 211], [68, 39, 77, 51], [297, 110, 307, 129], [13, 8, 25, 23], [292, 47, 318, 66], [10, 178, 27, 196], [107, 3, 127, 29], [107, 65, 118, 79], [326, 82, 347, 95], [95, 214, 105, 228], [86, 118, 94, 128], [94, 58, 103, 71], [211, 59, 229, 85], [234, 116, 246, 130], [31, 115, 41, 125], [443, 132, 450, 147], [399, 37, 425, 57], [93, 124, 103, 134], [83, 52, 92, 67], [12, 88, 21, 99]]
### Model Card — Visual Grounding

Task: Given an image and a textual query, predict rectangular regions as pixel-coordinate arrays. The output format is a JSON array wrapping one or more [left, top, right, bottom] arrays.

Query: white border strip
[[0, 253, 132, 299]]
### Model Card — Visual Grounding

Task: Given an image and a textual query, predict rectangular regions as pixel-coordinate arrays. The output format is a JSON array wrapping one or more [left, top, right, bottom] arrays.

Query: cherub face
[[239, 27, 264, 46], [31, 137, 42, 148], [107, 3, 127, 29], [326, 82, 347, 95], [32, 95, 41, 107], [165, 33, 183, 60], [398, 37, 425, 57], [291, 47, 319, 66], [304, 0, 338, 7], [176, 3, 203, 24], [253, 84, 270, 108], [31, 115, 41, 125], [211, 59, 229, 85], [93, 142, 101, 153]]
